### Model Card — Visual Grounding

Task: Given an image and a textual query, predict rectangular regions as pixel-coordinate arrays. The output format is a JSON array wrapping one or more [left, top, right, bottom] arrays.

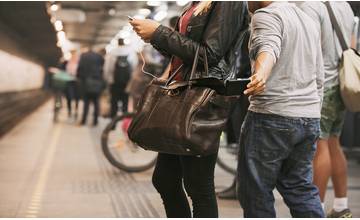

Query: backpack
[[114, 55, 131, 86]]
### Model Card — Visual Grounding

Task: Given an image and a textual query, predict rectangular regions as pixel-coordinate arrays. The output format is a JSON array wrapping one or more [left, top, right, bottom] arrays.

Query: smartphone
[[224, 78, 251, 96], [189, 77, 250, 96], [127, 16, 134, 21]]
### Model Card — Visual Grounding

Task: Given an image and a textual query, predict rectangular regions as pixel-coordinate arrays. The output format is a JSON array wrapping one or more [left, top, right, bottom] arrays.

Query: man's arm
[[245, 10, 283, 95], [244, 52, 274, 95]]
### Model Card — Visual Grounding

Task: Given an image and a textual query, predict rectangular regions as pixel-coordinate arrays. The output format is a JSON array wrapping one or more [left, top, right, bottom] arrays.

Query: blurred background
[[0, 1, 359, 218]]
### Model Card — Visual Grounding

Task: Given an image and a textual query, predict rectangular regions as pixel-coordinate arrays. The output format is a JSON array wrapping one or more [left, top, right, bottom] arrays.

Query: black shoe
[[217, 185, 237, 200]]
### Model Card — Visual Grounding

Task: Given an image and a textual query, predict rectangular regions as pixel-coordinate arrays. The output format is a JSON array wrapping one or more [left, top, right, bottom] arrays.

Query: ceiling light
[[176, 0, 190, 6], [50, 3, 59, 12], [154, 10, 167, 22], [50, 17, 56, 23], [147, 1, 161, 7], [138, 8, 151, 16], [108, 8, 116, 16], [64, 52, 72, 60], [54, 20, 63, 31], [57, 31, 66, 43]]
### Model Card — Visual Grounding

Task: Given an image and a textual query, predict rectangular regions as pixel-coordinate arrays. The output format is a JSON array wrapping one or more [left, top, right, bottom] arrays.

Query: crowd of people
[[49, 1, 358, 218]]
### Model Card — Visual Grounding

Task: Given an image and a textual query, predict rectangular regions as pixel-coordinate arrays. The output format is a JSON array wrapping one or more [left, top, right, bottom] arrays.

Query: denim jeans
[[237, 111, 325, 218]]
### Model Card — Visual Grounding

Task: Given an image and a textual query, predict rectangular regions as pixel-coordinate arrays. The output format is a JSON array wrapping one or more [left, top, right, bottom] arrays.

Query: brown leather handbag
[[127, 46, 231, 156]]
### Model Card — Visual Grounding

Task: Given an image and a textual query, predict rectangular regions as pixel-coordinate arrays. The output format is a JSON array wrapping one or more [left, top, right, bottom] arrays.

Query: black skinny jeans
[[110, 84, 128, 118], [152, 153, 218, 218]]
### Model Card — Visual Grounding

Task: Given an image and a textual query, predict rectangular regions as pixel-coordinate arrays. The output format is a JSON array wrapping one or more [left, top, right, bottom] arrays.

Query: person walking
[[237, 2, 325, 217], [298, 2, 357, 217], [65, 49, 80, 120], [103, 38, 137, 118], [130, 1, 248, 217], [77, 49, 105, 126]]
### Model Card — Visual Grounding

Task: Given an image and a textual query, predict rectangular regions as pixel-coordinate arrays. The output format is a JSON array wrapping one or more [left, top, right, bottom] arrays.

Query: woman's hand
[[130, 19, 160, 42]]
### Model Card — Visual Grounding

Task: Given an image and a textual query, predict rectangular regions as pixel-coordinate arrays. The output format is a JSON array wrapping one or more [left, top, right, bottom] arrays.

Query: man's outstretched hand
[[244, 52, 275, 96]]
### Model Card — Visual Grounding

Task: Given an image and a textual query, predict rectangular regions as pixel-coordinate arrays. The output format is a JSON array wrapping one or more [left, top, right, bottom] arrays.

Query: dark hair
[[118, 38, 124, 46]]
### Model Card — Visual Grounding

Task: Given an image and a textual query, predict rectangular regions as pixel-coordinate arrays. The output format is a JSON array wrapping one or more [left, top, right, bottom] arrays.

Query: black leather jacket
[[150, 2, 249, 80]]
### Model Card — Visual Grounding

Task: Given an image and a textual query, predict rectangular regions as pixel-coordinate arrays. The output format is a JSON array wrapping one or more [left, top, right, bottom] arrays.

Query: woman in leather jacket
[[130, 2, 248, 217]]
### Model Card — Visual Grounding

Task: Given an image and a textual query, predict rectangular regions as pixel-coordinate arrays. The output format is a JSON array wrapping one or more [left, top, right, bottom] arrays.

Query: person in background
[[65, 49, 80, 120], [77, 49, 105, 126], [237, 1, 324, 217], [103, 38, 137, 118], [130, 1, 248, 217], [298, 2, 357, 217]]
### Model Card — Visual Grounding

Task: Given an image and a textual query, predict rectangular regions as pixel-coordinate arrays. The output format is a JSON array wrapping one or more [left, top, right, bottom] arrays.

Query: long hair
[[194, 1, 212, 16]]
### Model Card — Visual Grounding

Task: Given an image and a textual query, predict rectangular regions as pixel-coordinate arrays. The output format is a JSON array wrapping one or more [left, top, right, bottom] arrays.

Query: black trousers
[[110, 84, 128, 118], [81, 93, 99, 125], [226, 94, 250, 144], [65, 81, 80, 117], [152, 153, 218, 218]]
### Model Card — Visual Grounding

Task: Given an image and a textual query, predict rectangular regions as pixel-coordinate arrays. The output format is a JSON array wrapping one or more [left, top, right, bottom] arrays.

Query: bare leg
[[328, 136, 347, 198], [313, 139, 332, 202]]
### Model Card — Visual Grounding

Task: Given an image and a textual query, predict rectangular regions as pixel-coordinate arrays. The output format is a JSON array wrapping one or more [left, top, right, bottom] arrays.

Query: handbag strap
[[324, 1, 349, 51]]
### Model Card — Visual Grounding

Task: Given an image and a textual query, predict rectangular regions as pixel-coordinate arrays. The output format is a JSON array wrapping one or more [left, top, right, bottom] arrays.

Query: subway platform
[[0, 100, 359, 218]]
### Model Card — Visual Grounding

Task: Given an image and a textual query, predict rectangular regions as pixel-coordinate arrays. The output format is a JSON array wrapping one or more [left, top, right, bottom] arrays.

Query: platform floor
[[0, 100, 359, 217]]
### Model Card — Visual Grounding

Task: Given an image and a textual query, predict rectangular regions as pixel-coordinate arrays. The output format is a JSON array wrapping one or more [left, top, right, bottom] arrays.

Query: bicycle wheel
[[101, 113, 157, 172], [216, 132, 237, 175]]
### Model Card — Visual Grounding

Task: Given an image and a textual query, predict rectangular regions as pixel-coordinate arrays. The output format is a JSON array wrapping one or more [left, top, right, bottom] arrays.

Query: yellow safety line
[[25, 124, 62, 218]]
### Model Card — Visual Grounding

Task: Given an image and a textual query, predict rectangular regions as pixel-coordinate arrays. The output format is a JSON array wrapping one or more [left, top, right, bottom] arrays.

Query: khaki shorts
[[320, 85, 346, 139]]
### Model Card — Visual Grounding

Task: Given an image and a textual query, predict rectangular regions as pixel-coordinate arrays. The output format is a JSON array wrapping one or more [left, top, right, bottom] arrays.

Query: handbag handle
[[324, 2, 349, 51], [165, 45, 209, 87], [189, 45, 209, 80]]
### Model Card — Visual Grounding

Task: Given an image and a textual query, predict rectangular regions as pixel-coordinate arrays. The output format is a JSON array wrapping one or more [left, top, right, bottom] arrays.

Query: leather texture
[[128, 46, 233, 156], [150, 1, 249, 81]]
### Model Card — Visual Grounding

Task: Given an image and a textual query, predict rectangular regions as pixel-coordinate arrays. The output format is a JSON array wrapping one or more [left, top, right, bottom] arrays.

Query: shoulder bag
[[325, 2, 360, 112], [127, 45, 232, 156]]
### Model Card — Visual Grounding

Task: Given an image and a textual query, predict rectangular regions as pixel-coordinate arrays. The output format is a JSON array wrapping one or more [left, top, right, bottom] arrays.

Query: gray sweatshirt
[[248, 2, 324, 118]]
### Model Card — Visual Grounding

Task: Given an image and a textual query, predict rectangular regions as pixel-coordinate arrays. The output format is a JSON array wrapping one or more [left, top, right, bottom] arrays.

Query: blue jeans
[[237, 111, 324, 218]]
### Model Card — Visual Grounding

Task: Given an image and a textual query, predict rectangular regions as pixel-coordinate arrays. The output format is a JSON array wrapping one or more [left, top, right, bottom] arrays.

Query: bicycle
[[103, 114, 238, 174], [101, 112, 158, 172]]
